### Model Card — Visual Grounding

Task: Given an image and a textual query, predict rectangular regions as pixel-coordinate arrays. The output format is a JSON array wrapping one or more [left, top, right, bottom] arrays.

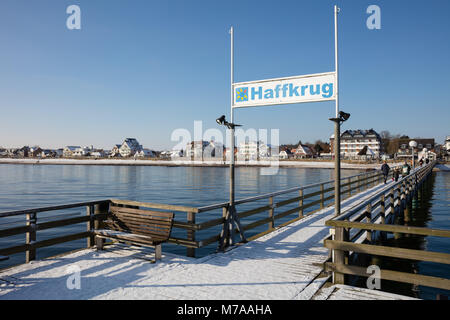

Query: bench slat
[[109, 213, 173, 226], [94, 230, 166, 245], [110, 206, 174, 219], [103, 220, 171, 237]]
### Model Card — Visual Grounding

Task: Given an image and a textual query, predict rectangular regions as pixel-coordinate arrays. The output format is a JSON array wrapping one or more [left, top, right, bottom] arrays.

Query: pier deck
[[0, 181, 415, 300]]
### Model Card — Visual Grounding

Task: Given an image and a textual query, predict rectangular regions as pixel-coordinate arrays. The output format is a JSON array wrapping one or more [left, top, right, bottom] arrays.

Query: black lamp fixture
[[329, 110, 351, 124], [216, 115, 242, 129], [216, 115, 226, 126]]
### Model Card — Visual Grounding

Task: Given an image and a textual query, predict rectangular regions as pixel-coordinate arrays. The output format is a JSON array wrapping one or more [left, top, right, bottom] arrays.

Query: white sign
[[233, 72, 336, 108]]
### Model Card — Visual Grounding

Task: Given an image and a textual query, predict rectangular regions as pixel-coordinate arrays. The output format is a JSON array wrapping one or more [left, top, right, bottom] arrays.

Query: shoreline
[[0, 158, 403, 170]]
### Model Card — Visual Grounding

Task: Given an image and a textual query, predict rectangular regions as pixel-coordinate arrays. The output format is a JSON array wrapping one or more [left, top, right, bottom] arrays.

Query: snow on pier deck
[[0, 182, 415, 300]]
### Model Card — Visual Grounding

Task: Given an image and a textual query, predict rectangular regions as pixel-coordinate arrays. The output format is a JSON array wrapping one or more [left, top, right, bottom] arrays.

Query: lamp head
[[409, 140, 418, 148], [216, 115, 226, 125], [339, 111, 351, 122]]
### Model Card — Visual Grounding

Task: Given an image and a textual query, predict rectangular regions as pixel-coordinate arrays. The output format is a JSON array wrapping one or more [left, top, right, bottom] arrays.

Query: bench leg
[[155, 244, 162, 261], [95, 236, 104, 250]]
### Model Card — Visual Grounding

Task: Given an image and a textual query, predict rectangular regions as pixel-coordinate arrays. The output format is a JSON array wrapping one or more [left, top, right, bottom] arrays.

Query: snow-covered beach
[[0, 158, 397, 170]]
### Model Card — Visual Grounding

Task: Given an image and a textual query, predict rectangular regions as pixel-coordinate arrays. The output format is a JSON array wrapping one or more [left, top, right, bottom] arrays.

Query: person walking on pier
[[393, 168, 400, 182], [381, 161, 390, 184], [402, 161, 411, 178]]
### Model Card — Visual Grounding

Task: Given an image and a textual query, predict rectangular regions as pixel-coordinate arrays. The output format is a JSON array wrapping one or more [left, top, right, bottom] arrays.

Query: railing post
[[347, 177, 352, 197], [298, 189, 304, 218], [390, 188, 395, 216], [87, 205, 95, 248], [187, 211, 196, 257], [26, 212, 37, 263], [268, 196, 274, 230], [366, 203, 372, 242], [333, 226, 347, 284], [380, 194, 385, 224], [320, 184, 324, 209], [93, 201, 109, 249]]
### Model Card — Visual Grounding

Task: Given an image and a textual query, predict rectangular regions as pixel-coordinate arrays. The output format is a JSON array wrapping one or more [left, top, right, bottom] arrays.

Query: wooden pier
[[0, 161, 446, 300]]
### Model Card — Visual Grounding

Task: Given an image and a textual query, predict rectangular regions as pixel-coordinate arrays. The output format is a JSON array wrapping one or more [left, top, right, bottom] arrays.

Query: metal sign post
[[334, 5, 341, 218], [219, 6, 343, 251], [218, 26, 247, 252]]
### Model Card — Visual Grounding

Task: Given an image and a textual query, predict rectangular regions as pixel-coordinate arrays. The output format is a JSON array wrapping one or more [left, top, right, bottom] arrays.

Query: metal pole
[[230, 26, 235, 207], [334, 5, 341, 217], [412, 147, 415, 170]]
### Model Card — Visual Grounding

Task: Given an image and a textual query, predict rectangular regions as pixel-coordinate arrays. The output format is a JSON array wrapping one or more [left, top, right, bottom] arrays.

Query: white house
[[63, 146, 81, 157], [109, 144, 122, 157], [186, 141, 211, 159], [119, 138, 143, 157], [294, 144, 313, 159], [135, 149, 155, 158], [445, 136, 450, 153], [331, 129, 383, 159], [279, 149, 293, 159], [238, 141, 270, 160]]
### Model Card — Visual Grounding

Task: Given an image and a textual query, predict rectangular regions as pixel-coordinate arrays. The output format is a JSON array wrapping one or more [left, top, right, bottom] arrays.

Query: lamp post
[[329, 111, 350, 217], [409, 140, 417, 170]]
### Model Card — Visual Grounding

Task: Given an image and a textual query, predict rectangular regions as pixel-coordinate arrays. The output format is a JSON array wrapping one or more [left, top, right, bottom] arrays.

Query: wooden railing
[[324, 161, 450, 291], [0, 168, 390, 266]]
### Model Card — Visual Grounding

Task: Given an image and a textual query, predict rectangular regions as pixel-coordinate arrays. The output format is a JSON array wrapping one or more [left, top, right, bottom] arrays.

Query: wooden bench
[[93, 204, 174, 262]]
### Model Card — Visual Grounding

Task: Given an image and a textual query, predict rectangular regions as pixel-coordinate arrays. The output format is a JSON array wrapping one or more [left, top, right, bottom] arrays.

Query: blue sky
[[0, 0, 449, 150]]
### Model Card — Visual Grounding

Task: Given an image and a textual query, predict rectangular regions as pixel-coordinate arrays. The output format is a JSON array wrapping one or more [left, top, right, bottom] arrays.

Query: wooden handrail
[[0, 200, 110, 218], [324, 161, 447, 290]]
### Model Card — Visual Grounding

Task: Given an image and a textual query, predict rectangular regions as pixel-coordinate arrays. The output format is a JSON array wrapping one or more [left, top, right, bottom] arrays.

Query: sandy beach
[[0, 158, 405, 170]]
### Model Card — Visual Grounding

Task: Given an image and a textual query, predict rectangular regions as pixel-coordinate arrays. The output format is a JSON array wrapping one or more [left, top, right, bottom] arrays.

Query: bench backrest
[[103, 205, 174, 242]]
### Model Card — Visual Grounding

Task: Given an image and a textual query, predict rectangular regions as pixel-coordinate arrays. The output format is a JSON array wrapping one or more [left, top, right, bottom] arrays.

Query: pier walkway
[[0, 180, 415, 300]]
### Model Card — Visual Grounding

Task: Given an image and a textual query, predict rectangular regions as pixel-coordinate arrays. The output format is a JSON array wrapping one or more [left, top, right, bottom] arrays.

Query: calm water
[[0, 164, 448, 300]]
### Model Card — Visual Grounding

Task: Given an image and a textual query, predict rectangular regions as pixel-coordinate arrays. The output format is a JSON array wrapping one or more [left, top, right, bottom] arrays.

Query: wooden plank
[[0, 200, 110, 218], [197, 217, 224, 230], [187, 211, 196, 257], [326, 220, 450, 238], [238, 204, 271, 219], [94, 230, 165, 245], [325, 262, 450, 291], [325, 240, 450, 265], [110, 199, 198, 213], [167, 237, 199, 248], [26, 212, 36, 263], [172, 220, 197, 230], [243, 216, 273, 232], [37, 215, 91, 231], [198, 234, 221, 247], [332, 227, 347, 285], [0, 231, 92, 256], [105, 218, 172, 232], [110, 205, 174, 219], [109, 213, 173, 227], [0, 225, 30, 238], [0, 244, 29, 256], [34, 232, 91, 249], [268, 197, 274, 230]]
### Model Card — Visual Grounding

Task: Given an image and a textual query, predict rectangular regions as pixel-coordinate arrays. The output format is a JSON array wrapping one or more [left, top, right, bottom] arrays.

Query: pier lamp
[[409, 140, 417, 170], [216, 114, 246, 251], [216, 115, 242, 129], [329, 110, 351, 217]]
